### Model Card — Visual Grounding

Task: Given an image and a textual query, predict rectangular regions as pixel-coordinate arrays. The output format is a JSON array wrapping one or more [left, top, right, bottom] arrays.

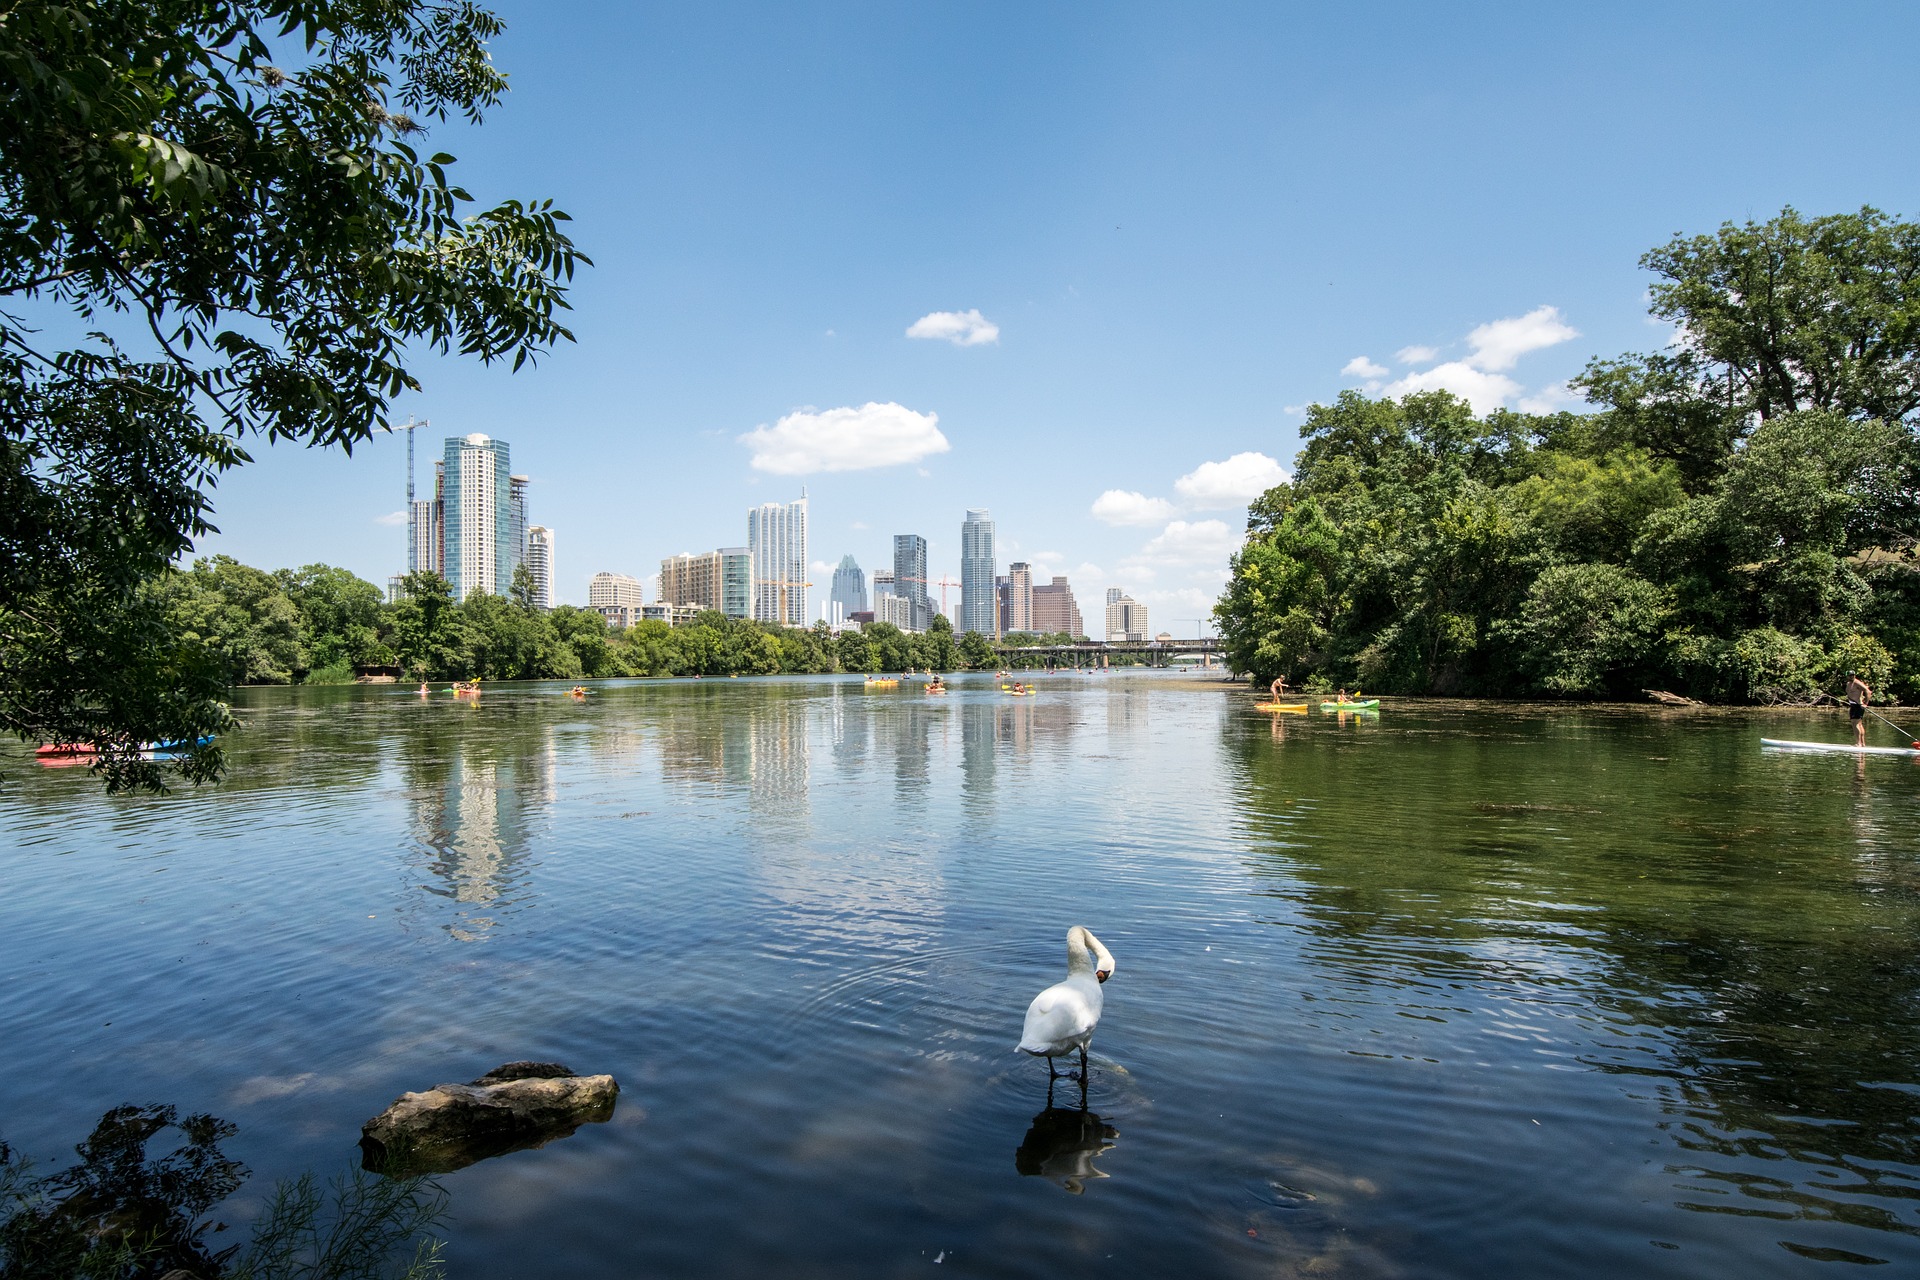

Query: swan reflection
[[1014, 1076, 1119, 1194]]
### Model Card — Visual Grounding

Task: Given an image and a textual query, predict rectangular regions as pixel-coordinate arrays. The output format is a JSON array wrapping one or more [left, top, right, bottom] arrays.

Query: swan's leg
[[1046, 1054, 1058, 1078], [1077, 1070, 1089, 1110], [1079, 1044, 1089, 1077]]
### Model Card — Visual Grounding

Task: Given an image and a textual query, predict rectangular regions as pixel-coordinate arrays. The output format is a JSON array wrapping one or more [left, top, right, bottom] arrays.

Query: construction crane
[[896, 574, 963, 614], [396, 416, 428, 572], [760, 576, 813, 626], [1176, 618, 1215, 640]]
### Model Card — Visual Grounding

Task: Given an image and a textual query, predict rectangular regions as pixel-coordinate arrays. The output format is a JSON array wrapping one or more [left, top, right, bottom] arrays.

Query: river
[[3, 673, 1918, 1276]]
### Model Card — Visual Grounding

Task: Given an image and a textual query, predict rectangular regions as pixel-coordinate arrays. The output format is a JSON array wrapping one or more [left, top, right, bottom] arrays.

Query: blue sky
[[197, 0, 1920, 626]]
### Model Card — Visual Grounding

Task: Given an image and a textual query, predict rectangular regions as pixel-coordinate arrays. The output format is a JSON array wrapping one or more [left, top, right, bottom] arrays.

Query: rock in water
[[360, 1062, 619, 1176]]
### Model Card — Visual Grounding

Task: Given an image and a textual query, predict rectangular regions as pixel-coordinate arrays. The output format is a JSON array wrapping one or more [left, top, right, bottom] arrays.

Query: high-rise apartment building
[[1105, 590, 1149, 642], [525, 526, 554, 611], [443, 433, 513, 602], [830, 554, 867, 619], [874, 592, 916, 630], [749, 494, 808, 625], [892, 534, 929, 632], [1032, 576, 1084, 638], [658, 549, 751, 618], [589, 572, 646, 610], [1006, 561, 1033, 634], [508, 474, 530, 584], [960, 509, 996, 635], [718, 547, 751, 619]]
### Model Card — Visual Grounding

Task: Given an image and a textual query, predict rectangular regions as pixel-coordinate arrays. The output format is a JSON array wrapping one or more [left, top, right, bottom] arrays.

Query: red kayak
[[35, 743, 96, 757]]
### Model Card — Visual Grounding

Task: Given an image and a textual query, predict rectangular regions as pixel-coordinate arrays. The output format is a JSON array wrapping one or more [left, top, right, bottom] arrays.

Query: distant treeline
[[1215, 208, 1920, 704], [155, 560, 1056, 683]]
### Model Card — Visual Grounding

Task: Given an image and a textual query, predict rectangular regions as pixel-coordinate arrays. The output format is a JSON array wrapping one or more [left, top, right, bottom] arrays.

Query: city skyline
[[184, 3, 1914, 628]]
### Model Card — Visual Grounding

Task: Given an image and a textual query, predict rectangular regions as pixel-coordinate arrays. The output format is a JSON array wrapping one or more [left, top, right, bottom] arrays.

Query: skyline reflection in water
[[2, 675, 1917, 1277]]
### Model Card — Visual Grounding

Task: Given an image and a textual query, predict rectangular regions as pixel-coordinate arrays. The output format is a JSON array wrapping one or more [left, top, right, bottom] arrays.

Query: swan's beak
[[1096, 970, 1110, 983]]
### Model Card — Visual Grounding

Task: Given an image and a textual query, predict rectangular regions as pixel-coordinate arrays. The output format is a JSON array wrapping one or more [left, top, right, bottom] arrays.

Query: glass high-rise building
[[443, 433, 513, 602], [749, 493, 808, 625], [719, 547, 752, 619], [893, 534, 929, 632], [525, 526, 554, 611], [830, 554, 867, 619], [960, 508, 996, 635]]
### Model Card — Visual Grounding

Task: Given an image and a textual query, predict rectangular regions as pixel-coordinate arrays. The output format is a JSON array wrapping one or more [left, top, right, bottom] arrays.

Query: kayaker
[[1847, 671, 1873, 747]]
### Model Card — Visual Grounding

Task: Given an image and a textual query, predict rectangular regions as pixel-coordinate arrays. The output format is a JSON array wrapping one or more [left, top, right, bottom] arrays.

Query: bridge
[[990, 637, 1227, 669]]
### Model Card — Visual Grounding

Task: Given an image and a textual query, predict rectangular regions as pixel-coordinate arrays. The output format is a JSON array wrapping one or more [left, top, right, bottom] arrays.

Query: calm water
[[4, 674, 1920, 1276]]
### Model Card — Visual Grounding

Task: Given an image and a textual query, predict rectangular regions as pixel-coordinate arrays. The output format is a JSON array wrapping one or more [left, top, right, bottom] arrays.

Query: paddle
[[1818, 691, 1920, 748]]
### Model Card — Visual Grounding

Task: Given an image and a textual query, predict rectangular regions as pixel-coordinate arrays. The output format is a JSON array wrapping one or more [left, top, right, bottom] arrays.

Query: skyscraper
[[1105, 590, 1149, 642], [1006, 561, 1033, 634], [830, 554, 868, 619], [508, 474, 530, 585], [1032, 576, 1084, 637], [659, 548, 752, 618], [893, 533, 929, 632], [749, 493, 808, 625], [525, 526, 554, 611], [960, 508, 996, 635], [443, 433, 513, 602]]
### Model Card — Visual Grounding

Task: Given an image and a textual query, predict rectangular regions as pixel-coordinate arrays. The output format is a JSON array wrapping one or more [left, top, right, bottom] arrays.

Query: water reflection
[[1221, 704, 1920, 1265], [405, 727, 555, 942], [1014, 1075, 1118, 1195]]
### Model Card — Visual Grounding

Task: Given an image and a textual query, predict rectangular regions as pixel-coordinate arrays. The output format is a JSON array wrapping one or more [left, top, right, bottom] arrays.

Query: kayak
[[1321, 699, 1380, 710], [1254, 702, 1309, 712], [1761, 738, 1920, 757]]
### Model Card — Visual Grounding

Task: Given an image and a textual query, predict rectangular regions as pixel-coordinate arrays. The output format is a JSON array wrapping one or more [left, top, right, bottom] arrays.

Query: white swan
[[1018, 926, 1116, 1076]]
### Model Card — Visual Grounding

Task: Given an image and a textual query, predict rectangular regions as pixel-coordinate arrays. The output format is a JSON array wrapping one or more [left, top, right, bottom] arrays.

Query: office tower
[[442, 433, 513, 601], [402, 421, 444, 578], [995, 574, 1009, 634], [589, 572, 646, 610], [1105, 590, 1149, 642], [1007, 562, 1033, 634], [960, 509, 995, 635], [525, 526, 554, 611], [749, 493, 808, 625], [892, 534, 929, 632], [718, 547, 751, 619], [1032, 576, 1084, 638], [830, 554, 868, 618], [508, 474, 530, 583]]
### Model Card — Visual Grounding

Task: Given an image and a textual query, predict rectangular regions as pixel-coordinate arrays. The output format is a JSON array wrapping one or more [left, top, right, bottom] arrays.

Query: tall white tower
[[748, 491, 808, 625]]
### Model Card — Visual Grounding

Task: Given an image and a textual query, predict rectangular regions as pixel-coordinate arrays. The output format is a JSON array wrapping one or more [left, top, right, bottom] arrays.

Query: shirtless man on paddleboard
[[1847, 672, 1874, 747]]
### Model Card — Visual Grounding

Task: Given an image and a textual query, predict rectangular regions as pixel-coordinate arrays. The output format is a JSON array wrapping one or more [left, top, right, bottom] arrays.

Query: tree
[[1575, 207, 1920, 486], [956, 631, 995, 670], [1, 1, 585, 788]]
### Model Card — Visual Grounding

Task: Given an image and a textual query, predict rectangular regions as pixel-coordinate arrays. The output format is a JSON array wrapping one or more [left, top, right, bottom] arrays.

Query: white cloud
[[1381, 362, 1522, 415], [373, 510, 408, 526], [1090, 489, 1176, 527], [1341, 355, 1388, 379], [1517, 381, 1589, 414], [1396, 344, 1439, 364], [850, 520, 869, 530], [1174, 452, 1290, 508], [1464, 305, 1577, 372], [1283, 403, 1306, 415], [905, 309, 999, 346], [740, 402, 950, 475], [1136, 519, 1241, 565]]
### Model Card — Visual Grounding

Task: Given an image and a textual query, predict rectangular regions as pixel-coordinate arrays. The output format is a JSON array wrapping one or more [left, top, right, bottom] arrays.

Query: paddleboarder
[[1269, 674, 1288, 701], [1847, 672, 1874, 748]]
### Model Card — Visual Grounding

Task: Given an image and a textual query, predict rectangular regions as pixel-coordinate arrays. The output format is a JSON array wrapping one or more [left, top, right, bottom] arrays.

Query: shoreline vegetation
[[1214, 208, 1920, 708], [156, 561, 1109, 685]]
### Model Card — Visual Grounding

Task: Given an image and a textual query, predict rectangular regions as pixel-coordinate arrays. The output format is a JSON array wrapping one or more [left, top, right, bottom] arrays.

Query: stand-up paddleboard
[[1761, 738, 1920, 757], [1254, 702, 1309, 712]]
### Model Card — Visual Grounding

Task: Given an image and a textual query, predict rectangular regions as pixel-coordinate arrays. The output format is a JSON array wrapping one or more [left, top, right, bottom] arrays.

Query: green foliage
[[1, 0, 584, 789], [1216, 208, 1920, 704], [146, 560, 992, 683]]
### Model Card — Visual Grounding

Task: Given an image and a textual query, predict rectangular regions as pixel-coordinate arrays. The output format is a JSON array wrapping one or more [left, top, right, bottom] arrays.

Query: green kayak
[[1320, 699, 1379, 710]]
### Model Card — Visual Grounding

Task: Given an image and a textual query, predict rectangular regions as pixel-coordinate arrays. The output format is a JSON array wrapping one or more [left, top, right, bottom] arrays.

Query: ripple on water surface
[[2, 678, 1919, 1277]]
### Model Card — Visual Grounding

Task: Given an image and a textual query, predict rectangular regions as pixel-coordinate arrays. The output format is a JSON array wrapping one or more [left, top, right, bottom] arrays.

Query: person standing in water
[[1847, 671, 1874, 747], [1269, 674, 1288, 701]]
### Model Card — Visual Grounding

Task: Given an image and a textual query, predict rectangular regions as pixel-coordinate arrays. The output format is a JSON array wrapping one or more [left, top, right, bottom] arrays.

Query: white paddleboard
[[1760, 738, 1920, 757]]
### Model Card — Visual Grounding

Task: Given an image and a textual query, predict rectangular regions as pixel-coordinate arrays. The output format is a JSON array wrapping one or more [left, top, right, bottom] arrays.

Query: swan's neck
[[1066, 928, 1096, 977]]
